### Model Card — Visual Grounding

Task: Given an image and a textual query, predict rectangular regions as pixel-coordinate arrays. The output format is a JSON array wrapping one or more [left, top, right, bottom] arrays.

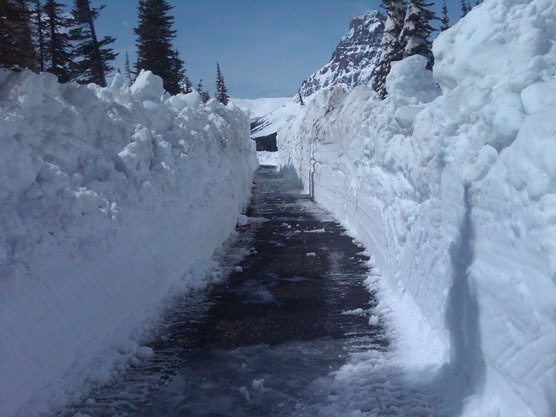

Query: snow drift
[[275, 0, 556, 415], [0, 69, 256, 416]]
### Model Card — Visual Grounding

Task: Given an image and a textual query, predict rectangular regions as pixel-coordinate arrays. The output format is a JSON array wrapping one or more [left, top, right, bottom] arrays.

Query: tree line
[[0, 0, 229, 104], [373, 0, 482, 99]]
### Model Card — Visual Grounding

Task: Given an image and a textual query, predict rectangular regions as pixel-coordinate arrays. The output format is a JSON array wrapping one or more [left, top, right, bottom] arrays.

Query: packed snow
[[230, 97, 291, 119], [0, 69, 256, 416], [273, 0, 556, 415]]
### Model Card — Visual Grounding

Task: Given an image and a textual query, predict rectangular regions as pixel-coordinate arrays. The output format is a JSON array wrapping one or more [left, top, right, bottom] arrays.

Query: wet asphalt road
[[68, 165, 386, 417]]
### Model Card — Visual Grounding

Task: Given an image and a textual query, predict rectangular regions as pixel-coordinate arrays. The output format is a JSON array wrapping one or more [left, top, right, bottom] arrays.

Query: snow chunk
[[521, 81, 556, 114], [343, 308, 366, 316], [136, 346, 154, 360], [239, 386, 251, 401], [386, 55, 440, 103], [237, 214, 249, 226], [251, 378, 265, 390], [130, 70, 164, 101], [182, 90, 203, 108]]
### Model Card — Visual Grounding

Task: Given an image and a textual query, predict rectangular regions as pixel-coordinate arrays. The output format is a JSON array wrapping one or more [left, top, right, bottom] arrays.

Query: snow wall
[[277, 0, 556, 415], [0, 69, 256, 416]]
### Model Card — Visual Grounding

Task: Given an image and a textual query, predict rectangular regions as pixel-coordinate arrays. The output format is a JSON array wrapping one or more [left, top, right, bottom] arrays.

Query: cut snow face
[[273, 0, 556, 415], [0, 69, 256, 417]]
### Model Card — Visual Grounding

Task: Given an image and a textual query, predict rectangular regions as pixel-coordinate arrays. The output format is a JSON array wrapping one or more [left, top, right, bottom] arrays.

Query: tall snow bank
[[0, 69, 256, 416], [276, 0, 556, 415]]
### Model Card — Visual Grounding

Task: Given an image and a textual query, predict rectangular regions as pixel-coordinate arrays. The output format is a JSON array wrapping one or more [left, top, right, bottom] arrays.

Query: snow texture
[[275, 0, 556, 415], [0, 69, 256, 416]]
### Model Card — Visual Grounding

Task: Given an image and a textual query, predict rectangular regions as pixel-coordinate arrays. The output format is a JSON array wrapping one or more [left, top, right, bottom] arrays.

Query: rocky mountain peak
[[298, 10, 385, 99]]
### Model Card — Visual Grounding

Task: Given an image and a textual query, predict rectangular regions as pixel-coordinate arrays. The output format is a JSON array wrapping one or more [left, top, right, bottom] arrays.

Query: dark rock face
[[298, 10, 385, 99], [253, 133, 278, 152]]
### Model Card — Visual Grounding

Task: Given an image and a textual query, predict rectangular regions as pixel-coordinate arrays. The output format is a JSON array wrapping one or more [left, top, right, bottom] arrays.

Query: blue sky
[[92, 0, 465, 98]]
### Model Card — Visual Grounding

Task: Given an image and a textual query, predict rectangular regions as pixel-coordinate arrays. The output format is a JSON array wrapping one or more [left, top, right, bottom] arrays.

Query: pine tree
[[69, 0, 117, 87], [196, 79, 209, 102], [180, 73, 192, 93], [399, 0, 436, 69], [460, 0, 468, 17], [215, 62, 229, 105], [372, 0, 405, 99], [33, 0, 46, 71], [124, 50, 134, 86], [44, 0, 73, 82], [0, 0, 37, 71], [134, 0, 183, 95], [440, 0, 449, 31], [172, 48, 186, 92]]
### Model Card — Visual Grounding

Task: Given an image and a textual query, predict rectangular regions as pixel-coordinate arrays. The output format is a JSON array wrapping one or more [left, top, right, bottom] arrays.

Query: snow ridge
[[275, 0, 556, 415], [0, 69, 256, 416]]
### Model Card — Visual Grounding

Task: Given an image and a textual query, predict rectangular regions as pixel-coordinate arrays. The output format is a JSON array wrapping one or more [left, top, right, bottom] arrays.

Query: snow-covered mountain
[[231, 97, 291, 119], [298, 10, 384, 99]]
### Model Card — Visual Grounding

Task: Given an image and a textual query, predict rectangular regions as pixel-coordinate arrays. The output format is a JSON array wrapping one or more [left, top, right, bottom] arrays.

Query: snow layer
[[0, 69, 256, 416], [230, 97, 291, 119], [275, 0, 556, 415]]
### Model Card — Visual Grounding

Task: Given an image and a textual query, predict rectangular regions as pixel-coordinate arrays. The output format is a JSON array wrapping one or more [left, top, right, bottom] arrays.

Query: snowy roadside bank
[[275, 0, 556, 415], [0, 69, 256, 416]]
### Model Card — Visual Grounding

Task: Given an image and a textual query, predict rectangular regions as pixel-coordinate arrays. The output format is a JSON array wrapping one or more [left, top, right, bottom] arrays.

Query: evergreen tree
[[196, 79, 209, 102], [440, 0, 449, 31], [0, 0, 37, 71], [134, 0, 183, 95], [44, 0, 73, 82], [215, 62, 229, 105], [33, 0, 46, 71], [69, 0, 117, 87], [180, 73, 192, 93], [399, 0, 436, 69], [124, 50, 134, 86], [372, 0, 405, 99], [460, 0, 468, 17], [172, 48, 186, 91]]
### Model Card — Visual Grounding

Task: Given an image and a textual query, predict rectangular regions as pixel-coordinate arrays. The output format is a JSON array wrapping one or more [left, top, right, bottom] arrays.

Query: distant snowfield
[[231, 97, 291, 119], [272, 0, 556, 415], [257, 151, 279, 166], [0, 70, 256, 416]]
